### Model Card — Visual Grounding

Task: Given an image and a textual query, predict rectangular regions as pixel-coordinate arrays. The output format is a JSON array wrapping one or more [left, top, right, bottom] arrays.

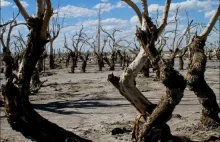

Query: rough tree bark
[[117, 50, 124, 67], [141, 57, 150, 77], [48, 16, 61, 69], [108, 0, 186, 141], [80, 52, 90, 73], [1, 0, 91, 141], [30, 67, 47, 93], [70, 52, 77, 73], [185, 5, 220, 126], [178, 48, 187, 70]]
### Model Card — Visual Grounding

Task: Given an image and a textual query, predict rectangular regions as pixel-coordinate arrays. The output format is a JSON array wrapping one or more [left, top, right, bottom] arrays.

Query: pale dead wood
[[41, 0, 53, 38], [157, 0, 171, 38], [200, 5, 220, 39], [13, 0, 29, 21], [140, 0, 148, 16]]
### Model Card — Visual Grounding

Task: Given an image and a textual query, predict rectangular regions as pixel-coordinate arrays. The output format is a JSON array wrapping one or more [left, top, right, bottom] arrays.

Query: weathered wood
[[80, 53, 89, 73], [2, 1, 91, 141], [185, 36, 220, 125]]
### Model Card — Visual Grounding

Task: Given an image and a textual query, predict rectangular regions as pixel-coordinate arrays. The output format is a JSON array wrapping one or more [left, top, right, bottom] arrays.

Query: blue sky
[[1, 0, 219, 52]]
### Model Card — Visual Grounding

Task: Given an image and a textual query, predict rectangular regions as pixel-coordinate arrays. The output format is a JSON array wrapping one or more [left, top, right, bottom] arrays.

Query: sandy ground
[[0, 59, 220, 142]]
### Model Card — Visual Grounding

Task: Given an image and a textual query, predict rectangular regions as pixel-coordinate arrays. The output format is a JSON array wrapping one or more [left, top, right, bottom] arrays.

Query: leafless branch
[[200, 5, 220, 39], [157, 0, 171, 37], [13, 0, 29, 21]]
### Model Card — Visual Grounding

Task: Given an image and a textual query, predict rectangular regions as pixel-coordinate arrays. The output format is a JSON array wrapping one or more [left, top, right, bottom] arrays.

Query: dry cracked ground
[[0, 59, 220, 142]]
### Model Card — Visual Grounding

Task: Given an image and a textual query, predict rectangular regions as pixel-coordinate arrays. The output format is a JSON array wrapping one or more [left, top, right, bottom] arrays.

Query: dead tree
[[101, 28, 124, 70], [178, 47, 188, 70], [48, 14, 63, 69], [63, 34, 77, 73], [79, 51, 90, 73], [117, 40, 131, 70], [109, 0, 186, 141], [0, 13, 26, 77], [185, 5, 220, 126], [86, 36, 107, 71], [1, 0, 91, 141]]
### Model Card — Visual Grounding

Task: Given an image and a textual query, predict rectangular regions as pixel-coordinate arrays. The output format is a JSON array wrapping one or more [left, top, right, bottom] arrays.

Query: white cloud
[[148, 0, 218, 14], [116, 1, 126, 8], [205, 10, 215, 18], [148, 4, 164, 13], [93, 3, 115, 12], [56, 5, 97, 18], [130, 15, 140, 25], [169, 0, 218, 12], [13, 1, 28, 8], [1, 0, 12, 7]]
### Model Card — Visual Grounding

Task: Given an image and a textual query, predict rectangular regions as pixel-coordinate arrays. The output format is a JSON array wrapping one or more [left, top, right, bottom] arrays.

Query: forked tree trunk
[[185, 36, 220, 125], [2, 2, 91, 141]]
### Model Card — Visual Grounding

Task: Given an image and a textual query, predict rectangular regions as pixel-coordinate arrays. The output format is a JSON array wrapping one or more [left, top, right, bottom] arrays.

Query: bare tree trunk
[[49, 41, 55, 69], [110, 51, 116, 71], [66, 54, 70, 67], [117, 50, 123, 67], [80, 53, 89, 73], [185, 36, 220, 125], [31, 67, 47, 93], [122, 52, 126, 70], [207, 51, 212, 60], [141, 57, 150, 77], [2, 1, 90, 141], [178, 55, 184, 70], [13, 54, 20, 71], [97, 54, 104, 71], [2, 52, 13, 79], [70, 52, 77, 73]]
